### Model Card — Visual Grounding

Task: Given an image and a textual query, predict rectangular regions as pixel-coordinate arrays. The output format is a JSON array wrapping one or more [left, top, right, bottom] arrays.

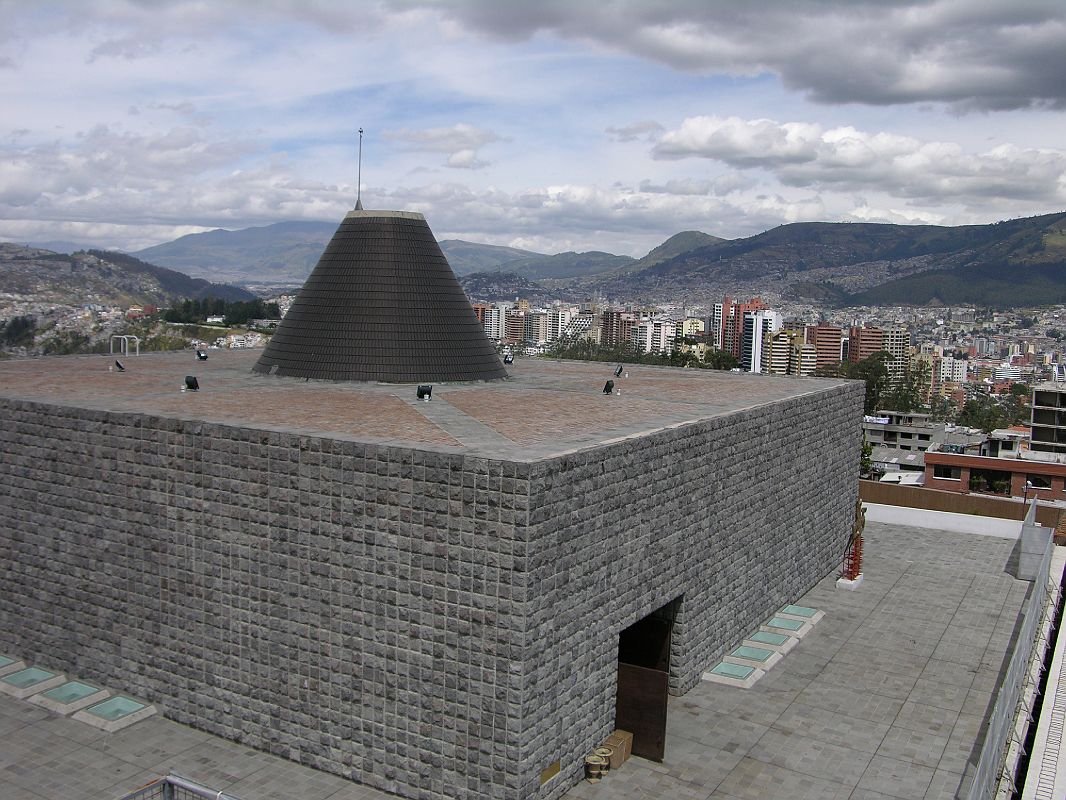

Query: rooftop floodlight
[[114, 360, 125, 372], [196, 350, 208, 361], [417, 384, 432, 401], [603, 380, 614, 395], [614, 364, 624, 377], [185, 376, 199, 392], [503, 354, 514, 364]]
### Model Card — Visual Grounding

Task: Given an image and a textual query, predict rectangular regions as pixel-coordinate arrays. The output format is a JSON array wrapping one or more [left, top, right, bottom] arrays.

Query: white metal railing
[[116, 774, 244, 800], [965, 502, 1057, 800]]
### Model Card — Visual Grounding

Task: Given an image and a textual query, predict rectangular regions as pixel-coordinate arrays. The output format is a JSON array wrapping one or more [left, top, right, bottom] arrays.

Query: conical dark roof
[[253, 210, 507, 383]]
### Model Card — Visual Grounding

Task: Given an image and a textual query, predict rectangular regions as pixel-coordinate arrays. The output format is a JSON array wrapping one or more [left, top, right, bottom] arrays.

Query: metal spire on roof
[[355, 128, 364, 211]]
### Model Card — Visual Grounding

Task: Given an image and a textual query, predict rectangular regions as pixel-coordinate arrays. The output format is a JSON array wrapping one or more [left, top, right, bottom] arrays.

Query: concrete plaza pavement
[[568, 521, 1030, 800], [0, 521, 1030, 800]]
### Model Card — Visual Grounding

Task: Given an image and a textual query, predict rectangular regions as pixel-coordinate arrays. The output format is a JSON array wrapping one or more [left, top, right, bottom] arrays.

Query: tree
[[956, 393, 1005, 432], [702, 348, 738, 370], [848, 352, 892, 415], [999, 394, 1028, 426], [860, 437, 875, 479], [813, 355, 890, 414], [41, 331, 91, 355], [928, 395, 956, 423], [882, 358, 930, 413], [1, 316, 36, 347], [812, 361, 849, 379], [667, 348, 701, 368], [162, 298, 279, 326]]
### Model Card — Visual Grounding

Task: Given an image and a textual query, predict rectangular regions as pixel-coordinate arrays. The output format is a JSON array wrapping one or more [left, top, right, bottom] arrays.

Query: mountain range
[[594, 211, 1066, 306], [9, 210, 1066, 308], [0, 244, 253, 309]]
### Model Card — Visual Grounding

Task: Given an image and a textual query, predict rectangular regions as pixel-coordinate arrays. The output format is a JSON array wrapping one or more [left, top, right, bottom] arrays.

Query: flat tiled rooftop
[[0, 521, 1030, 800], [0, 351, 852, 460]]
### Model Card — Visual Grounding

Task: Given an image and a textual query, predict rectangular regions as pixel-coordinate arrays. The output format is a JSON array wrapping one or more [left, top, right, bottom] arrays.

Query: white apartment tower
[[631, 318, 677, 355], [483, 305, 504, 342], [741, 310, 782, 373], [883, 327, 910, 381], [708, 303, 725, 350]]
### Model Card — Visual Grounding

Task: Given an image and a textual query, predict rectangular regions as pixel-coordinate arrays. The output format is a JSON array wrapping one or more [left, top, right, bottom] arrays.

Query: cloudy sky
[[2, 0, 1066, 256]]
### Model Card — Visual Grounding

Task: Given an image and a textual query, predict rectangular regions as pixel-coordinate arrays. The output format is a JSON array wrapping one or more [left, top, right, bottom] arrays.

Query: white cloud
[[10, 2, 1064, 110], [409, 0, 1066, 111], [384, 123, 506, 170], [446, 149, 487, 169], [606, 120, 664, 142], [638, 178, 711, 196], [653, 115, 1066, 205], [0, 1, 1063, 262]]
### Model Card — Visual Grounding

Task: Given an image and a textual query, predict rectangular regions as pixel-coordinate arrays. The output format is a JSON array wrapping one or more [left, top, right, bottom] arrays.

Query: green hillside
[[848, 213, 1066, 305], [602, 231, 726, 278], [134, 221, 336, 284], [499, 250, 634, 280], [0, 244, 253, 307], [438, 240, 543, 275], [588, 211, 1066, 307]]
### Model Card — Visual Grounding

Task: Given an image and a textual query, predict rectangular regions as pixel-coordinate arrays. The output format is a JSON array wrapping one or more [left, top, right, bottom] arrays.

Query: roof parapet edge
[[343, 210, 426, 221]]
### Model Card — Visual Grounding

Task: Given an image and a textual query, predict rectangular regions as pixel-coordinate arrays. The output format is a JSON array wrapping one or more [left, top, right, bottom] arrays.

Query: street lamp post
[[1023, 480, 1034, 504]]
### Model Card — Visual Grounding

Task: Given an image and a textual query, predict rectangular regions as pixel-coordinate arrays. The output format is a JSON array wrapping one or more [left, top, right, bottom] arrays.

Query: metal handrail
[[117, 774, 244, 800], [965, 514, 1055, 800]]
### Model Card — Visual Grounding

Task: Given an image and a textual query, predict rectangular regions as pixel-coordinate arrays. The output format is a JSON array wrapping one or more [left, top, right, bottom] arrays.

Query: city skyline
[[2, 1, 1066, 258]]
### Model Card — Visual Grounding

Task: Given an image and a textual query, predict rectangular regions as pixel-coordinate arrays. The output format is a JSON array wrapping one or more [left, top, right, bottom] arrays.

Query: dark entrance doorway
[[615, 597, 680, 762]]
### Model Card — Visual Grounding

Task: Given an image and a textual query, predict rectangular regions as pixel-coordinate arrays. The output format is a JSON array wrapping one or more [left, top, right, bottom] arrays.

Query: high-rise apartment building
[[793, 343, 817, 376], [525, 312, 549, 344], [483, 305, 504, 341], [805, 323, 844, 370], [763, 329, 795, 375], [848, 326, 884, 364], [600, 309, 636, 348], [471, 303, 490, 326], [1031, 382, 1066, 455], [740, 310, 781, 373], [724, 297, 766, 359], [939, 356, 968, 385], [504, 309, 527, 344], [681, 317, 705, 337], [763, 329, 815, 376], [632, 318, 677, 355], [883, 327, 910, 381], [708, 303, 725, 350]]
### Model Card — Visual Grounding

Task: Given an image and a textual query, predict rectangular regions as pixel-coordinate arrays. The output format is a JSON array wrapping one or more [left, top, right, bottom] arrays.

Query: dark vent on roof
[[253, 210, 507, 383]]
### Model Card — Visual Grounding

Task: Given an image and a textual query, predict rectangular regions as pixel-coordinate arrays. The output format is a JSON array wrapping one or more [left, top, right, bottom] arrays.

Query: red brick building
[[923, 449, 1066, 503]]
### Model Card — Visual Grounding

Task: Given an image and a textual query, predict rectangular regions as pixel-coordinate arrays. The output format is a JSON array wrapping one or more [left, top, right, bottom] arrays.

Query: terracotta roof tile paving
[[0, 350, 854, 459], [150, 388, 461, 447], [444, 387, 704, 447]]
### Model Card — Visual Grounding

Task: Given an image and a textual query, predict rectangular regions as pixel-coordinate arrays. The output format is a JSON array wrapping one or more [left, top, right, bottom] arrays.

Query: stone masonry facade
[[521, 383, 862, 799], [0, 380, 862, 800]]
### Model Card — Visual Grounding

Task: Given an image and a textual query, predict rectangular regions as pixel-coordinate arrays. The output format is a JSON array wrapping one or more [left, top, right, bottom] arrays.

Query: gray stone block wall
[[0, 399, 529, 800], [516, 383, 864, 798], [0, 378, 863, 800]]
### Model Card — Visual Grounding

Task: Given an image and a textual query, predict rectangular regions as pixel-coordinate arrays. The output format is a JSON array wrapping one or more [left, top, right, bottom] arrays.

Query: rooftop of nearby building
[[0, 350, 854, 461], [0, 519, 1035, 800]]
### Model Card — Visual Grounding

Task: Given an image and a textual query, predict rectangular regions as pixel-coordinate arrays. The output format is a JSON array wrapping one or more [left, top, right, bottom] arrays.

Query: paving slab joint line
[[402, 396, 506, 448]]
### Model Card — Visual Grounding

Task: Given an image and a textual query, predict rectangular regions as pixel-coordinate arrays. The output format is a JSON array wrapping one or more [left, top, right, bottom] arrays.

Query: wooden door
[[615, 662, 669, 761]]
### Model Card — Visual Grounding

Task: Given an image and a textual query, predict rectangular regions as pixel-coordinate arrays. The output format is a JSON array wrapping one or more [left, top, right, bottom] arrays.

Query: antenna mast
[[355, 128, 364, 210]]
